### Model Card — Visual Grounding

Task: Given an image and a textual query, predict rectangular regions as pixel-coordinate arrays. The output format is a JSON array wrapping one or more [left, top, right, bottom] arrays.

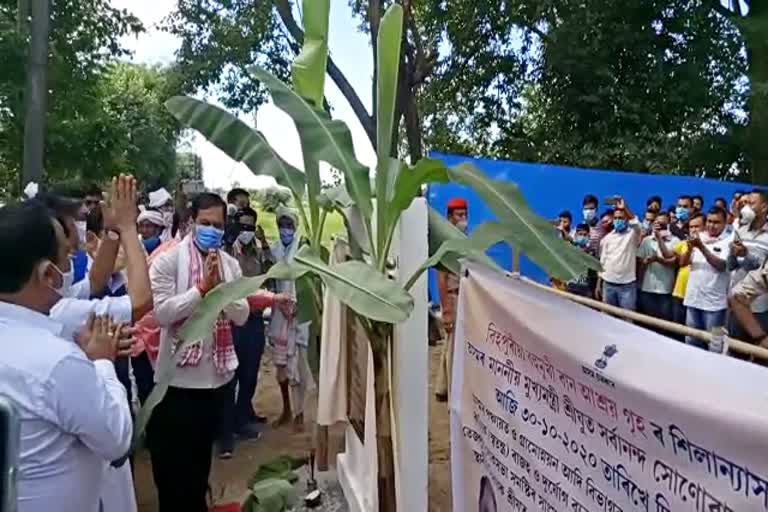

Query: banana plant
[[152, 2, 601, 509]]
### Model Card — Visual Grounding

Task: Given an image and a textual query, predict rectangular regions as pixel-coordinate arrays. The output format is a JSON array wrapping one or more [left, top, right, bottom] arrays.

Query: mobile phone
[[604, 196, 620, 206], [732, 230, 741, 243], [0, 396, 20, 512]]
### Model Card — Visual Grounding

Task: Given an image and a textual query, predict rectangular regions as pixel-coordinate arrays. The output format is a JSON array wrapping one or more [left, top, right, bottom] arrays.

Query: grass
[[251, 201, 346, 248]]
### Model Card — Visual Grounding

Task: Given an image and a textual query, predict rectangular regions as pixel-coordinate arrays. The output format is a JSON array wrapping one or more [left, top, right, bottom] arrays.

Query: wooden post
[[315, 424, 329, 471], [513, 246, 521, 273]]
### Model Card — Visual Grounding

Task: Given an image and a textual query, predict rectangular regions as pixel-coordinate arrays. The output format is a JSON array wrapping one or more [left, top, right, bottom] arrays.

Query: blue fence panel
[[426, 152, 749, 305]]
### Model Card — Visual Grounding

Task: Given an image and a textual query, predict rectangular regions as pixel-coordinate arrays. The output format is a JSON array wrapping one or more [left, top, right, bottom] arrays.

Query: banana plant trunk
[[747, 2, 768, 185], [369, 322, 397, 512]]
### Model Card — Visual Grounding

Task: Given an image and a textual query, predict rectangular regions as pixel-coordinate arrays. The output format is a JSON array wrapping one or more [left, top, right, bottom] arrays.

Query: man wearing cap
[[435, 198, 468, 402], [137, 209, 167, 256], [147, 187, 174, 242]]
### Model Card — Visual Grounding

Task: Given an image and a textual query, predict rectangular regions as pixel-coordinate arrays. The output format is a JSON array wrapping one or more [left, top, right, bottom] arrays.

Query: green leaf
[[405, 217, 503, 290], [249, 67, 373, 222], [294, 246, 413, 323], [387, 158, 448, 230], [375, 4, 403, 161], [248, 455, 306, 488], [131, 262, 304, 450], [164, 97, 306, 196], [250, 478, 297, 512], [447, 163, 601, 281], [296, 274, 322, 324], [291, 0, 329, 109], [318, 184, 354, 210]]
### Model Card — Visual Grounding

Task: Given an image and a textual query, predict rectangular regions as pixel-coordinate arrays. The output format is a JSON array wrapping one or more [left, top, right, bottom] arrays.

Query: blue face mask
[[195, 225, 225, 252], [574, 236, 589, 248], [613, 219, 628, 233], [676, 207, 689, 222], [279, 228, 295, 246], [142, 237, 161, 254]]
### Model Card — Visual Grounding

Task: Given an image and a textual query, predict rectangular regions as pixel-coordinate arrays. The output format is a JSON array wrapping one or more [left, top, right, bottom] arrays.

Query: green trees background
[[1, 0, 766, 192]]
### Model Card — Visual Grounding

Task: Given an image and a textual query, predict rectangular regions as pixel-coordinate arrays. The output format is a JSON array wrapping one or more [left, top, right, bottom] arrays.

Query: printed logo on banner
[[450, 264, 768, 512], [594, 344, 618, 370]]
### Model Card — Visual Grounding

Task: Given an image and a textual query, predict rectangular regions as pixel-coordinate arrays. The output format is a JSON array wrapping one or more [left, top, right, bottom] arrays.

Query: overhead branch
[[273, 0, 376, 148]]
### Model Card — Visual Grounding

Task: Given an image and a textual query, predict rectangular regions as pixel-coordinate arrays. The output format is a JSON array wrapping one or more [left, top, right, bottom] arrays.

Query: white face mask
[[456, 220, 468, 233], [74, 221, 87, 246], [740, 205, 756, 226], [237, 231, 255, 246], [44, 261, 73, 298]]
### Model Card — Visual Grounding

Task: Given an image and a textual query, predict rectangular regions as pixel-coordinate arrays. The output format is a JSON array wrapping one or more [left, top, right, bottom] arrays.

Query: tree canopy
[[164, 0, 764, 183]]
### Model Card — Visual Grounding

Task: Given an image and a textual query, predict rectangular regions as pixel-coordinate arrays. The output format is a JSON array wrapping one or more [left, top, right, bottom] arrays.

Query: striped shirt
[[727, 223, 768, 312]]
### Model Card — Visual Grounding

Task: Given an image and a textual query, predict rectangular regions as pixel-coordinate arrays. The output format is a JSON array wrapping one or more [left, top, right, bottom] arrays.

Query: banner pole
[[516, 275, 768, 362]]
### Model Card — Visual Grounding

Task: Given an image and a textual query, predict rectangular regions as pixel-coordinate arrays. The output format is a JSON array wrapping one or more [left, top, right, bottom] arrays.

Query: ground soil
[[135, 345, 453, 511]]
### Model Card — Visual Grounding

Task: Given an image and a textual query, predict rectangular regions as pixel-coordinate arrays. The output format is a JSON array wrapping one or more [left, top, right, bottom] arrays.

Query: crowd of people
[[0, 179, 311, 512], [433, 191, 768, 403], [549, 190, 768, 350]]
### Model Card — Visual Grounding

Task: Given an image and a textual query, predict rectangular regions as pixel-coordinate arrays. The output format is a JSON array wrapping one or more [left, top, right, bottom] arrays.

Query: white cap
[[148, 188, 172, 208]]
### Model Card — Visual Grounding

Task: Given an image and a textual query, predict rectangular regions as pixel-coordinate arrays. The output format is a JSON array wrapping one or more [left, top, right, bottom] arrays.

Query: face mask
[[45, 261, 73, 298], [642, 221, 651, 232], [613, 219, 628, 233], [574, 236, 589, 248], [142, 236, 162, 254], [279, 228, 295, 246], [740, 205, 756, 226], [195, 225, 225, 252], [456, 220, 468, 233], [75, 221, 87, 246], [583, 209, 596, 222], [675, 207, 689, 222], [238, 231, 256, 246]]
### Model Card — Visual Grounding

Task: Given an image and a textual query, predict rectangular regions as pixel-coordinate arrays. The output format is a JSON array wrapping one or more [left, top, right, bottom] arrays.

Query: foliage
[[246, 455, 306, 489], [0, 0, 145, 191], [260, 186, 292, 212], [241, 479, 297, 512], [165, 0, 760, 181], [162, 0, 291, 114]]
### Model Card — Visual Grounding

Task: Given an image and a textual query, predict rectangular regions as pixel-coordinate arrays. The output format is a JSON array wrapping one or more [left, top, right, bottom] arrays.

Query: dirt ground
[[135, 345, 452, 511]]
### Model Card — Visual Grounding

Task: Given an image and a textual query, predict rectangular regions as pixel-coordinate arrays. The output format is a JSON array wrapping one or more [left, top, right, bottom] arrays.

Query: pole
[[21, 0, 51, 188]]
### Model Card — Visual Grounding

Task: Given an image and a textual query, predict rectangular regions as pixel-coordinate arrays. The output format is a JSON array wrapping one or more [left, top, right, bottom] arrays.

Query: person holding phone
[[596, 197, 642, 310], [726, 190, 768, 341], [637, 211, 679, 327], [0, 201, 133, 512], [679, 207, 732, 348]]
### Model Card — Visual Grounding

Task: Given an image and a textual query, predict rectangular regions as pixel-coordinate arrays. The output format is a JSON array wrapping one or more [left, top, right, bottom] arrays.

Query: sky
[[110, 0, 376, 190]]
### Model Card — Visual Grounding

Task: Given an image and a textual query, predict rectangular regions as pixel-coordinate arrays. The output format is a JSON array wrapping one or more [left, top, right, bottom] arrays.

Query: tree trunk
[[370, 323, 396, 512], [746, 3, 768, 185], [22, 0, 51, 188]]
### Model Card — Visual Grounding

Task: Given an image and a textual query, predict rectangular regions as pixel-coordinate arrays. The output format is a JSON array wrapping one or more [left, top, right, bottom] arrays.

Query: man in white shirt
[[596, 197, 641, 310], [726, 190, 768, 341], [148, 192, 250, 512], [0, 201, 133, 512], [680, 207, 732, 348]]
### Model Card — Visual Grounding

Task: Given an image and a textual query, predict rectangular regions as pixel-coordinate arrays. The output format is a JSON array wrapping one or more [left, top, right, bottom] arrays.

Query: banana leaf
[[447, 163, 601, 281], [164, 97, 306, 196], [249, 67, 373, 223], [291, 0, 329, 109], [374, 5, 404, 251], [293, 246, 413, 323]]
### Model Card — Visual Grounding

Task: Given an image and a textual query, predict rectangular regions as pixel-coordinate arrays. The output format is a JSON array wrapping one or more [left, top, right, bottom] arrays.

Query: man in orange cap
[[435, 198, 468, 402]]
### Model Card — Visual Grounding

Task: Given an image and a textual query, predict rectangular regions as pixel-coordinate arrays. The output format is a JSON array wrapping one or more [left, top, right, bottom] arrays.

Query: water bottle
[[709, 326, 728, 355]]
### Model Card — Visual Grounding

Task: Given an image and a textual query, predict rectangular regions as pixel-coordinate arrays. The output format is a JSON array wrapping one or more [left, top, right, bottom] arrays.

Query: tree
[[176, 151, 203, 181], [164, 0, 759, 181], [138, 4, 600, 511], [706, 0, 768, 184], [96, 63, 181, 188], [511, 0, 747, 179], [0, 0, 143, 192]]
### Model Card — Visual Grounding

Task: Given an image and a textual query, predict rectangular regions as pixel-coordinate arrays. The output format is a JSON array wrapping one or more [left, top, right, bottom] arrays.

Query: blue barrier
[[427, 152, 749, 305]]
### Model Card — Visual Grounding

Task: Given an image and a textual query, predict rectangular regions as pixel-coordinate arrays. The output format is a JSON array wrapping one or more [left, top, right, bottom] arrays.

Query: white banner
[[450, 262, 768, 512]]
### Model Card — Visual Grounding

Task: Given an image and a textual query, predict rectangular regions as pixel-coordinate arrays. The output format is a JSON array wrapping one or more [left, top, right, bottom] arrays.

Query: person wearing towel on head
[[267, 206, 315, 431], [147, 187, 174, 242]]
